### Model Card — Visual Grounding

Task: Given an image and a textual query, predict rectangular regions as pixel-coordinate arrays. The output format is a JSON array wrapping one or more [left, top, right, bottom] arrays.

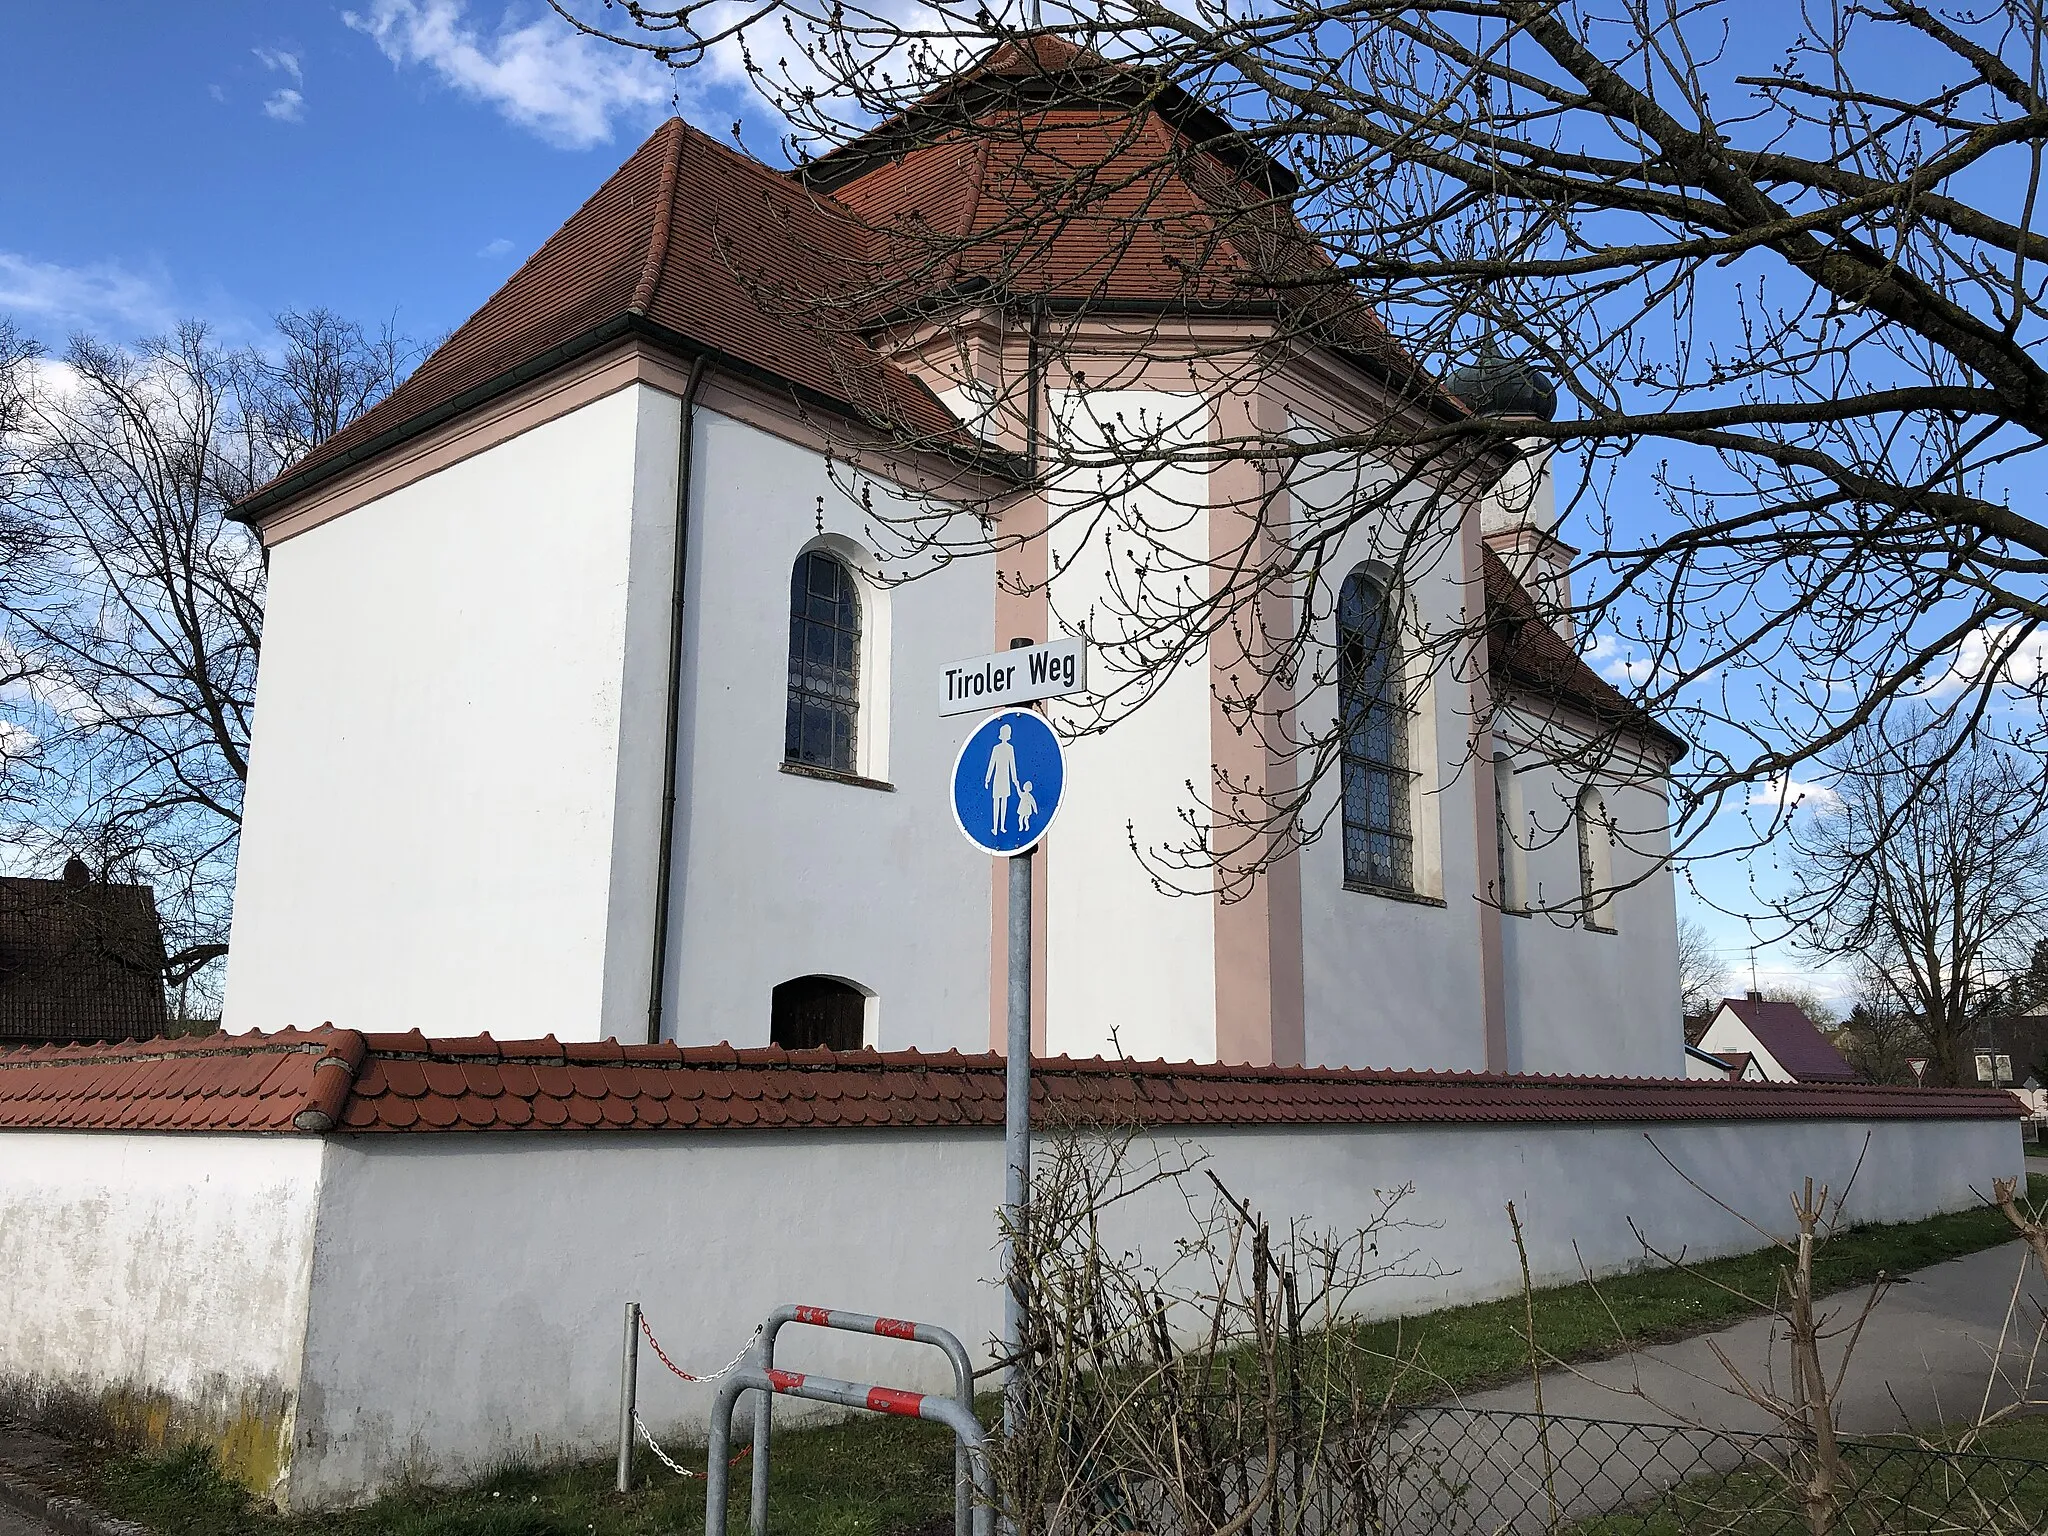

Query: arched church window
[[1493, 753, 1521, 910], [1577, 785, 1614, 930], [1338, 567, 1413, 892], [770, 975, 867, 1051], [785, 550, 860, 773]]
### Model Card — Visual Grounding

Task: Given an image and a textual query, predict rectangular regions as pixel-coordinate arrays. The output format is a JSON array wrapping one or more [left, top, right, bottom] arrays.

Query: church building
[[221, 39, 1685, 1077]]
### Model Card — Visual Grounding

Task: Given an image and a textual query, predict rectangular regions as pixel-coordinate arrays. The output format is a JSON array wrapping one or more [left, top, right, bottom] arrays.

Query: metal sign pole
[[1003, 846, 1032, 1437]]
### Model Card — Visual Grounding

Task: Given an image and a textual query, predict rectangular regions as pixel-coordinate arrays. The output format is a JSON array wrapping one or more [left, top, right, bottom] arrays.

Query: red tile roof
[[237, 120, 980, 524], [1718, 996, 1859, 1082], [239, 40, 1467, 525], [0, 1029, 2012, 1135], [1482, 548, 1686, 760], [805, 38, 1432, 394]]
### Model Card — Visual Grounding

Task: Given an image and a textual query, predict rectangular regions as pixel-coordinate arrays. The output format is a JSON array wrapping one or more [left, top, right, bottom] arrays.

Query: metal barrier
[[708, 1362, 991, 1536], [615, 1299, 986, 1536], [752, 1305, 978, 1536]]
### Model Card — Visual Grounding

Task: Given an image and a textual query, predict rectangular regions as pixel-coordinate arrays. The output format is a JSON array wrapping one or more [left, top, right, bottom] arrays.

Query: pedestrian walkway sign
[[951, 709, 1065, 857]]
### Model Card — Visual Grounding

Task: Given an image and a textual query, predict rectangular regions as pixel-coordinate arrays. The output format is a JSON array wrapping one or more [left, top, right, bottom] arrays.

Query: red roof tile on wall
[[0, 1030, 2016, 1135]]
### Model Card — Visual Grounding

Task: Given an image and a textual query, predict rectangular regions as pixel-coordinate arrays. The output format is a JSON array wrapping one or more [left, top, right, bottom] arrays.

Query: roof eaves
[[232, 312, 642, 526], [235, 312, 1026, 528]]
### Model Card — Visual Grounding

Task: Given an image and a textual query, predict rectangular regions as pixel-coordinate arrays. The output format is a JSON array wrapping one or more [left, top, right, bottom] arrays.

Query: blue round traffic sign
[[951, 709, 1066, 857]]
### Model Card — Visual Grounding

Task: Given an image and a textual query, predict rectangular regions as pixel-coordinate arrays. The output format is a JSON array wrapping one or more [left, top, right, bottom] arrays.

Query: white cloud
[[253, 47, 303, 84], [477, 236, 514, 258], [1748, 775, 1843, 814], [1584, 633, 1658, 688], [0, 720, 38, 759], [0, 252, 179, 336], [255, 46, 307, 121], [1920, 623, 2048, 700], [342, 0, 670, 149]]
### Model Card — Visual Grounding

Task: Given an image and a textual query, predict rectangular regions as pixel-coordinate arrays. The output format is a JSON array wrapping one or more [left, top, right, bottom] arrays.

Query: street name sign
[[951, 709, 1066, 857], [938, 638, 1087, 717]]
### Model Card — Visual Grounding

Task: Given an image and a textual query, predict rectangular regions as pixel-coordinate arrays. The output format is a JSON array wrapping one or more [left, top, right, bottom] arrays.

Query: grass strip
[[76, 1176, 2048, 1536], [1350, 1172, 2048, 1400]]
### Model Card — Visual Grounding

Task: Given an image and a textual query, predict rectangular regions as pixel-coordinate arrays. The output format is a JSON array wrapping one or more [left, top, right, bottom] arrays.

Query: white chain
[[635, 1410, 706, 1479]]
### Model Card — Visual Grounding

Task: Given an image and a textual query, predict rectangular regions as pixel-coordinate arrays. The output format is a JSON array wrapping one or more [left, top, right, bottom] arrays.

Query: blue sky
[[0, 3, 731, 356], [2, 2, 1827, 1006]]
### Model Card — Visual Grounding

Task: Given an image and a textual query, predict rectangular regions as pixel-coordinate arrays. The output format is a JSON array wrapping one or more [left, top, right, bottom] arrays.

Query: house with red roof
[[218, 37, 1686, 1079], [1695, 993, 1860, 1084]]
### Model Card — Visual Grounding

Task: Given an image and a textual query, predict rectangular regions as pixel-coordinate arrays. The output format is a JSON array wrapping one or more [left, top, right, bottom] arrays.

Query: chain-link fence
[[1022, 1399, 2048, 1536], [1368, 1405, 2048, 1535]]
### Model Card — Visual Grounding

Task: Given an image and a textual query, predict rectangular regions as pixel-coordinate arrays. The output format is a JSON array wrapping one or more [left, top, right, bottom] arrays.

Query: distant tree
[[1676, 918, 1726, 1027], [1835, 964, 1927, 1084], [0, 312, 418, 1000], [2016, 937, 2048, 1014], [1790, 715, 2048, 1086]]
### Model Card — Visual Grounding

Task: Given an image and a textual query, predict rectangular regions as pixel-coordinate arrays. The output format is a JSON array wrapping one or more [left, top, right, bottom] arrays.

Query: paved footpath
[[1460, 1237, 2048, 1432], [1377, 1239, 2048, 1534]]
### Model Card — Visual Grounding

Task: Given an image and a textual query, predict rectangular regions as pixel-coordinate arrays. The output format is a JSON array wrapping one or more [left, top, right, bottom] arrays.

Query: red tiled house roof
[[237, 120, 982, 523], [0, 1029, 2012, 1135], [1482, 547, 1686, 760], [1719, 996, 1859, 1083], [0, 873, 167, 1045]]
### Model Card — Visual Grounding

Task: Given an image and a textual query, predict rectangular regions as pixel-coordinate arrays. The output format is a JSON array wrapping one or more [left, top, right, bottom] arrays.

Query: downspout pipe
[[645, 355, 709, 1043]]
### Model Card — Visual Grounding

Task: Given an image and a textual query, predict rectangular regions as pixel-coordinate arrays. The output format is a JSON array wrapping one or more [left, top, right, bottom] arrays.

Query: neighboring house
[[1695, 993, 1858, 1084], [0, 859, 168, 1046], [221, 38, 1687, 1076], [1969, 1015, 2048, 1085], [1684, 1043, 1765, 1081]]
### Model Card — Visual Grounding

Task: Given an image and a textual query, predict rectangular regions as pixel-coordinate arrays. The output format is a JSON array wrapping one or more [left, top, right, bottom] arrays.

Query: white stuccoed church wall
[[0, 1113, 2007, 1508], [1044, 389, 1219, 1063], [224, 384, 683, 1043], [1501, 768, 1685, 1077], [659, 408, 996, 1052], [1287, 437, 1489, 1072]]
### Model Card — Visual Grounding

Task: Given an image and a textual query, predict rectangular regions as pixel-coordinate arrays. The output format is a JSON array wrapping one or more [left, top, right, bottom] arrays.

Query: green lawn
[[1348, 1174, 2048, 1401], [72, 1177, 2048, 1536], [1566, 1416, 2048, 1534]]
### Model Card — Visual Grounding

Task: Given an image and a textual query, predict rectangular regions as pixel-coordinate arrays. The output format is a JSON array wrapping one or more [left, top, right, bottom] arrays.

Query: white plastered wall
[[660, 408, 994, 1052], [223, 385, 682, 1044], [0, 1134, 325, 1497], [1043, 389, 1218, 1063], [1285, 430, 1485, 1071], [0, 1111, 2014, 1509], [281, 1109, 2016, 1505], [1499, 741, 1684, 1077]]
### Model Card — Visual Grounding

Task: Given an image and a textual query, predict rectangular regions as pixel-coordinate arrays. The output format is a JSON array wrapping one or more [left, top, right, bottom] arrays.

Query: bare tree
[[1789, 715, 2048, 1086], [539, 0, 2048, 908], [1677, 917, 1727, 1026], [1835, 966, 1928, 1085], [0, 313, 416, 1002]]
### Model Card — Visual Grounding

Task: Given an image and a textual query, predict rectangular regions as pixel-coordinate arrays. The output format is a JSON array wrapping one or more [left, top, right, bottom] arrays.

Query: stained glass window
[[785, 550, 861, 773], [1338, 569, 1413, 891]]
